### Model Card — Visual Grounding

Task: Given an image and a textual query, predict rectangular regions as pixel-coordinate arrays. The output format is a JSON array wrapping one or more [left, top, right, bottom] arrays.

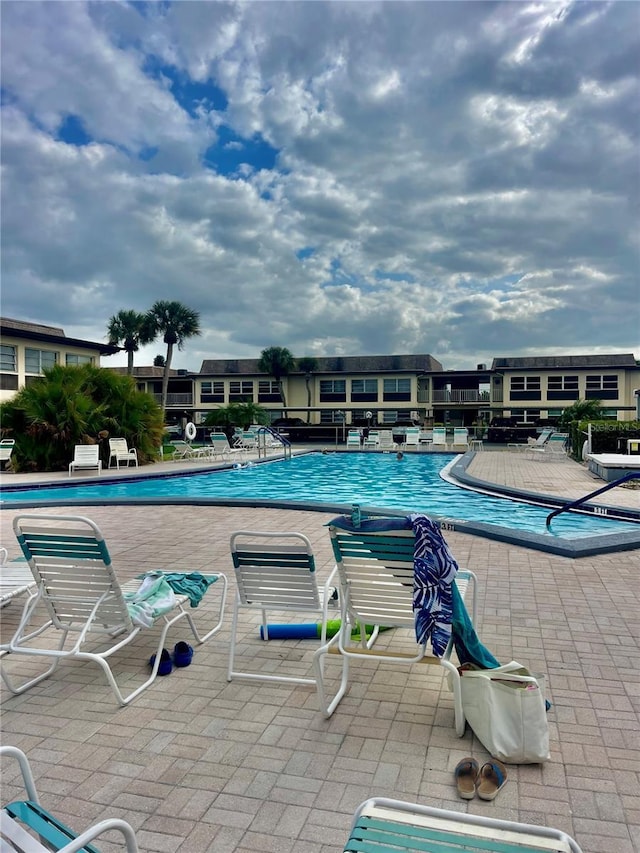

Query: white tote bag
[[459, 661, 550, 764]]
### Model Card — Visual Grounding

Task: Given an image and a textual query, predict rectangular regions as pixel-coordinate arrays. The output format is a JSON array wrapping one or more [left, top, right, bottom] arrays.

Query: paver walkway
[[1, 451, 638, 852]]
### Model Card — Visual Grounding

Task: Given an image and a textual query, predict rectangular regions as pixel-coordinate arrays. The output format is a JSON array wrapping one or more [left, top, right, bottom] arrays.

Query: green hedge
[[570, 419, 640, 458]]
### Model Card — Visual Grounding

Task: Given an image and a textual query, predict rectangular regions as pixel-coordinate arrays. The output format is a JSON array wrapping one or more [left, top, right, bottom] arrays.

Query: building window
[[229, 380, 254, 401], [320, 410, 343, 423], [509, 375, 541, 401], [200, 380, 224, 403], [319, 379, 346, 403], [383, 378, 410, 394], [0, 345, 16, 372], [547, 375, 578, 391], [510, 376, 540, 392], [65, 354, 94, 366], [320, 380, 346, 394], [351, 379, 378, 394], [510, 409, 541, 423], [586, 374, 619, 400], [25, 348, 57, 374], [258, 380, 280, 394], [381, 411, 398, 424]]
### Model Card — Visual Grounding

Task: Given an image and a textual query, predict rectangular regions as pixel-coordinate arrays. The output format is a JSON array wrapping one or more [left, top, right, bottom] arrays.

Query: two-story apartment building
[[169, 352, 640, 430], [0, 317, 120, 402]]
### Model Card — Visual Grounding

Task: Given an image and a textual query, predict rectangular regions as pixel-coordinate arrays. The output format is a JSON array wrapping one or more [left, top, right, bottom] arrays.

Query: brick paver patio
[[1, 450, 638, 852]]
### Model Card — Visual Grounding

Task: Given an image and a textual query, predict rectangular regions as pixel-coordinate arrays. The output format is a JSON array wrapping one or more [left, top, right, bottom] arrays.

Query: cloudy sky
[[1, 0, 638, 371]]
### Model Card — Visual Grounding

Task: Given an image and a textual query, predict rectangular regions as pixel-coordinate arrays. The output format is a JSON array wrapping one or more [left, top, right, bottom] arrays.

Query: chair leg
[[312, 632, 350, 718]]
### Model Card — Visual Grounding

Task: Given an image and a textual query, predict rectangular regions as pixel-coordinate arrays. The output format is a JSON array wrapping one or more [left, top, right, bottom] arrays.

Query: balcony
[[152, 393, 193, 406], [432, 390, 490, 403]]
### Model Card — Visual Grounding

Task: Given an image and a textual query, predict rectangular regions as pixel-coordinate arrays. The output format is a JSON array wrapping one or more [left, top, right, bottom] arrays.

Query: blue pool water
[[2, 452, 637, 541]]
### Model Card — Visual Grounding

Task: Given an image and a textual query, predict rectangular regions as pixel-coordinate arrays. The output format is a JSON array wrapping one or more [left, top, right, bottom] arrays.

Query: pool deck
[[1, 450, 639, 852]]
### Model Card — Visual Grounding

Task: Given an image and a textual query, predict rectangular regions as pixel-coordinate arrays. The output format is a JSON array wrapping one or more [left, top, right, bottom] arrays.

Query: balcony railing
[[432, 390, 490, 403], [152, 393, 193, 406]]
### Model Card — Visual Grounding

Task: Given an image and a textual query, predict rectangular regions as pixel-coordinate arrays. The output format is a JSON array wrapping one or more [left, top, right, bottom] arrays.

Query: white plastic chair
[[0, 438, 15, 470], [363, 430, 380, 449], [227, 530, 340, 689], [0, 547, 36, 609], [346, 431, 362, 449], [314, 520, 477, 735], [377, 430, 397, 451], [451, 428, 470, 450], [345, 797, 583, 852], [108, 438, 138, 469], [1, 745, 140, 852], [68, 445, 101, 476], [1, 514, 228, 705], [431, 427, 449, 449], [404, 428, 420, 449]]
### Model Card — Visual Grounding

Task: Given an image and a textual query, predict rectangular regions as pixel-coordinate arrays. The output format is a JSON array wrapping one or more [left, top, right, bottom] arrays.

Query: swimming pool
[[2, 452, 638, 557]]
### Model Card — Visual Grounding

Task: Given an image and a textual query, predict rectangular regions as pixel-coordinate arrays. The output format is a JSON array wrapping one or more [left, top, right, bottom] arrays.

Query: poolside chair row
[[1, 745, 583, 853], [2, 512, 477, 729]]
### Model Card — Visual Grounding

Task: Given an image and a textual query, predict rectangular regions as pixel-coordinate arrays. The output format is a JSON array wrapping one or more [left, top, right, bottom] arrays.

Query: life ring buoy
[[185, 422, 197, 441]]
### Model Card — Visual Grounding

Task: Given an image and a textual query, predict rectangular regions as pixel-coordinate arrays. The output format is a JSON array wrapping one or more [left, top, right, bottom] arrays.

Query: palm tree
[[557, 399, 604, 430], [297, 356, 318, 417], [146, 301, 201, 413], [106, 310, 156, 375], [258, 346, 295, 412]]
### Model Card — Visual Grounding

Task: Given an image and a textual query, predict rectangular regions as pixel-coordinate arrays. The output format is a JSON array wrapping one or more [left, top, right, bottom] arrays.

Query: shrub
[[0, 365, 165, 472]]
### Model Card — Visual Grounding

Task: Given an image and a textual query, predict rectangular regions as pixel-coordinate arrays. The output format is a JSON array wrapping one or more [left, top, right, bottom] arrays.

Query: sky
[[1, 0, 639, 372]]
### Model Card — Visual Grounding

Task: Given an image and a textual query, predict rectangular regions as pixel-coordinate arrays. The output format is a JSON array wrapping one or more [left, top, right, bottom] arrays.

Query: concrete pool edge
[[2, 493, 639, 558]]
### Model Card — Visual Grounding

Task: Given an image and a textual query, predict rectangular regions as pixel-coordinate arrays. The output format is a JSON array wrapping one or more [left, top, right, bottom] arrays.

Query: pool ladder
[[546, 471, 640, 529]]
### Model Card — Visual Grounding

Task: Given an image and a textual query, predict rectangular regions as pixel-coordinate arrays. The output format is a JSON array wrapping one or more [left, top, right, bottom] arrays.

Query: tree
[[0, 364, 165, 472], [204, 402, 267, 431], [153, 355, 165, 367], [297, 357, 318, 417], [106, 310, 155, 375], [258, 346, 295, 412], [557, 399, 604, 430], [146, 300, 201, 413]]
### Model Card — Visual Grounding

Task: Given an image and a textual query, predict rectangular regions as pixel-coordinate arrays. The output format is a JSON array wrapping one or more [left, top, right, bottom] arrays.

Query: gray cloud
[[1, 0, 638, 371]]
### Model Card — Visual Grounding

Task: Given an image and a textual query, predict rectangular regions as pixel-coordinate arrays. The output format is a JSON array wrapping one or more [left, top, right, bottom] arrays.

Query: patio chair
[[0, 547, 36, 609], [363, 430, 380, 449], [404, 428, 420, 449], [170, 439, 197, 461], [1, 745, 140, 852], [227, 530, 340, 689], [210, 432, 246, 460], [528, 432, 569, 461], [1, 513, 228, 706], [431, 427, 448, 450], [451, 428, 470, 450], [313, 516, 478, 735], [377, 430, 397, 451], [344, 797, 583, 852], [68, 444, 101, 476], [346, 430, 362, 449], [508, 427, 553, 452], [0, 438, 15, 470], [108, 438, 139, 469]]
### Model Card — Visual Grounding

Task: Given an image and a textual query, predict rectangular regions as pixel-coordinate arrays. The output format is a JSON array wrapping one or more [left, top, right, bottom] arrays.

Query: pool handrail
[[546, 471, 640, 529]]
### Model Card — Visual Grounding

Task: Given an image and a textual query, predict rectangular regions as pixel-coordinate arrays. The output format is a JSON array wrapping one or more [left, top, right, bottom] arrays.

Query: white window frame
[[0, 344, 16, 372], [25, 348, 58, 374]]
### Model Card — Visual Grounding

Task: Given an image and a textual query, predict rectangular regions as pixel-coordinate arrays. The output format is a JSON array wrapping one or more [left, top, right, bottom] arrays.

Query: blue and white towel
[[409, 514, 458, 656]]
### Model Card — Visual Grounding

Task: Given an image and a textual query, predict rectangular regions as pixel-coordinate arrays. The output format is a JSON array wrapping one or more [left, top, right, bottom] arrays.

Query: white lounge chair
[[313, 518, 478, 734], [363, 430, 380, 449], [431, 427, 448, 450], [508, 427, 553, 452], [210, 432, 246, 460], [0, 438, 15, 470], [108, 438, 139, 469], [451, 427, 470, 450], [68, 445, 101, 476], [528, 432, 569, 461], [227, 530, 339, 688], [0, 548, 36, 609], [404, 427, 420, 449], [346, 430, 362, 449], [345, 797, 583, 852], [1, 514, 228, 705], [377, 430, 397, 451], [1, 745, 140, 852]]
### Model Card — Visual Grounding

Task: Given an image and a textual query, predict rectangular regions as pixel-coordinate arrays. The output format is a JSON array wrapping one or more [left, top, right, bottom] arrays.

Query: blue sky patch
[[204, 126, 279, 176], [57, 114, 92, 146]]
